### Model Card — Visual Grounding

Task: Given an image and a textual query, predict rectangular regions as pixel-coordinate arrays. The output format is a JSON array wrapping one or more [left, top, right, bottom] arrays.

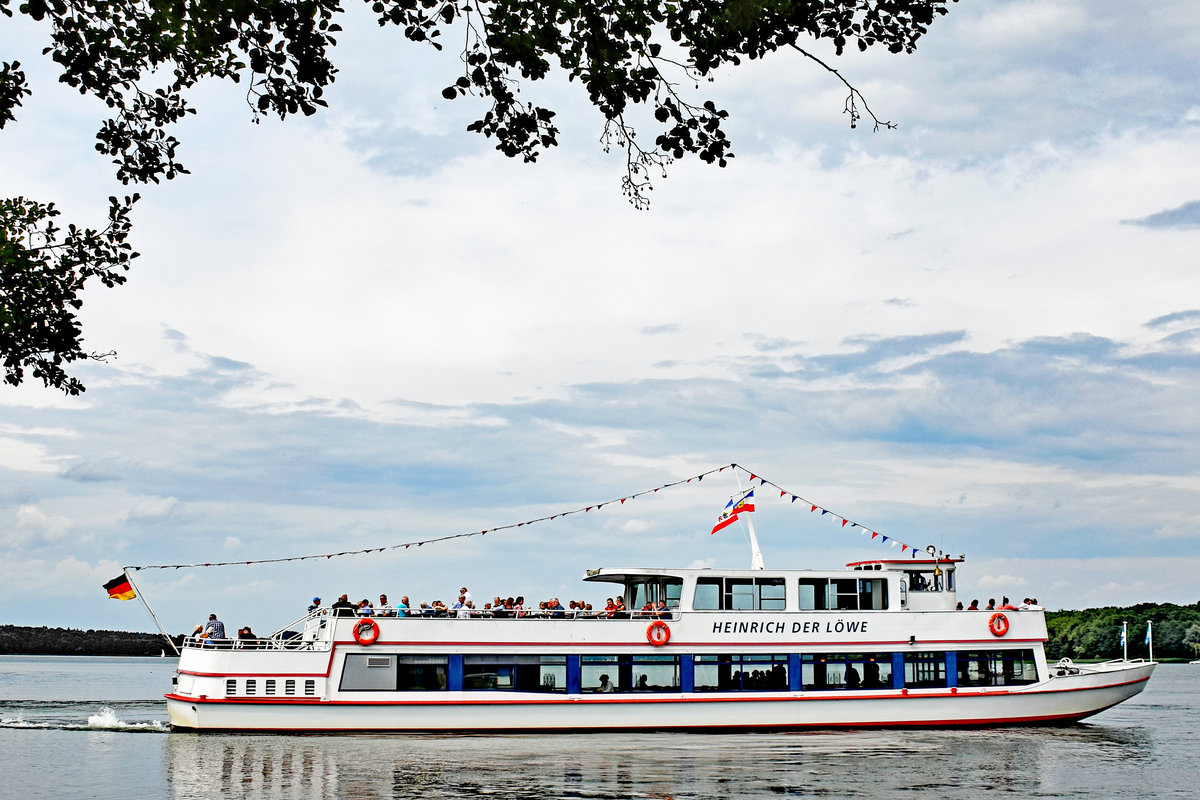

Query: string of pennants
[[732, 464, 921, 558], [124, 462, 918, 571]]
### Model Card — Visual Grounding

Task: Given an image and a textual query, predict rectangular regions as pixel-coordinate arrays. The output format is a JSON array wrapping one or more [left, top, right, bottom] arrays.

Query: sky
[[2, 1, 1199, 639]]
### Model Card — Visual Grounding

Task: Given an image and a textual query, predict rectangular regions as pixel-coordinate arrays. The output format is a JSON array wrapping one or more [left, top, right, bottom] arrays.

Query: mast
[[735, 472, 765, 570]]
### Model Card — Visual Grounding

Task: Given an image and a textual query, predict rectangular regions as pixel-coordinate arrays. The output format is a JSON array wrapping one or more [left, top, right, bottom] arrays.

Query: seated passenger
[[655, 600, 670, 619], [845, 665, 861, 689], [613, 597, 629, 619], [862, 662, 883, 689], [967, 599, 979, 610], [358, 599, 374, 617], [598, 673, 615, 692], [604, 598, 616, 618], [330, 595, 357, 617]]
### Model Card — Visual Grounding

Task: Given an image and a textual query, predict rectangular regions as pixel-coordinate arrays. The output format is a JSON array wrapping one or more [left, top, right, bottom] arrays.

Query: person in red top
[[604, 598, 617, 618]]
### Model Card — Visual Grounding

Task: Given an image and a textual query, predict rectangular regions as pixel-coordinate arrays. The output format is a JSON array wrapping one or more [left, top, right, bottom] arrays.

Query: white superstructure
[[166, 557, 1154, 731]]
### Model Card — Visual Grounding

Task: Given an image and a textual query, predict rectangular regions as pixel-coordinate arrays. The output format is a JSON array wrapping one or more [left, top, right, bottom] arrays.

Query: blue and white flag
[[1145, 621, 1152, 645], [1120, 625, 1127, 647]]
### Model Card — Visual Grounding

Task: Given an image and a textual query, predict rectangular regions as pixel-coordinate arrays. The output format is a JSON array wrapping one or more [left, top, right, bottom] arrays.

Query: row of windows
[[226, 678, 316, 696], [690, 577, 890, 611], [335, 650, 1038, 693]]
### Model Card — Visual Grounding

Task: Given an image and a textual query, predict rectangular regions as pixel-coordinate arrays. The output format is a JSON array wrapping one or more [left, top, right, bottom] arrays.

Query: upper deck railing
[[180, 607, 679, 650]]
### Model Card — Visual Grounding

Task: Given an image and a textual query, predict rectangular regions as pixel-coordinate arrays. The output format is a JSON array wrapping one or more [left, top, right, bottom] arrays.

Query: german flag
[[104, 574, 136, 601]]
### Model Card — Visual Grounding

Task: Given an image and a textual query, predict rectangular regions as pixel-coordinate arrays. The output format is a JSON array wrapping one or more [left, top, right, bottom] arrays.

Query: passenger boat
[[165, 549, 1155, 731]]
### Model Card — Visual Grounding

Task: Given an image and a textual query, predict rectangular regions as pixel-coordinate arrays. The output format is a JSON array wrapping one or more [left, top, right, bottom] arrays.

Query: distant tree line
[[1046, 603, 1200, 661], [0, 625, 182, 656]]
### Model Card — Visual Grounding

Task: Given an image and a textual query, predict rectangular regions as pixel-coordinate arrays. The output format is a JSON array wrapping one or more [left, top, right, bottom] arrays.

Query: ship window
[[463, 655, 566, 693], [245, 679, 256, 696], [304, 679, 316, 696], [904, 652, 947, 688], [693, 654, 788, 691], [341, 654, 398, 691], [801, 653, 892, 690], [693, 577, 787, 611], [265, 679, 276, 696], [798, 578, 888, 610], [628, 577, 684, 612], [956, 649, 1038, 686], [225, 679, 236, 696], [397, 656, 448, 691], [285, 679, 296, 696], [581, 655, 679, 693]]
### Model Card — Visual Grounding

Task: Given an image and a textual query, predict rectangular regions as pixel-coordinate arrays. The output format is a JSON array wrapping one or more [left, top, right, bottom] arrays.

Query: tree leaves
[[1, 195, 140, 394], [1, 1, 957, 391]]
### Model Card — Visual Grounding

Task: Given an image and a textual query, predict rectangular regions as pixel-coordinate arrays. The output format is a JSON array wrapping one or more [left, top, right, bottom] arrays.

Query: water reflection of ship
[[164, 724, 1160, 800]]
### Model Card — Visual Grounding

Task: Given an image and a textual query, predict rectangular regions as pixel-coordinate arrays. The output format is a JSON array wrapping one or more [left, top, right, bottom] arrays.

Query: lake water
[[1, 655, 1195, 799]]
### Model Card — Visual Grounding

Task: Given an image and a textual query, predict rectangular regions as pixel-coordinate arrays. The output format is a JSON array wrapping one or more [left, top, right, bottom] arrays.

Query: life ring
[[988, 612, 1009, 637], [353, 618, 380, 645], [646, 621, 671, 647]]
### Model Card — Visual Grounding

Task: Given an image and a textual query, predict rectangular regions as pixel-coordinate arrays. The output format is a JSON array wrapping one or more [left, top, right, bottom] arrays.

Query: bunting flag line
[[711, 489, 754, 535], [103, 574, 136, 601], [122, 463, 915, 571]]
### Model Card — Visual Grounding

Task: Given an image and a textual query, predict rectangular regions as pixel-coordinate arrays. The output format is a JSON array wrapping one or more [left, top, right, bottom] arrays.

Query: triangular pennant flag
[[811, 505, 818, 512], [841, 519, 849, 527]]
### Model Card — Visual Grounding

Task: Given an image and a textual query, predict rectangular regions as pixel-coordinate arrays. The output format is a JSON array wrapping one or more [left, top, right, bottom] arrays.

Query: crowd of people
[[303, 589, 673, 620], [955, 596, 1045, 611]]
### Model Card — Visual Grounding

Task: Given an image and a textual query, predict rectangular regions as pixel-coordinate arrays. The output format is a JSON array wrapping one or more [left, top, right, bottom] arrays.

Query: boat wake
[[0, 705, 167, 733]]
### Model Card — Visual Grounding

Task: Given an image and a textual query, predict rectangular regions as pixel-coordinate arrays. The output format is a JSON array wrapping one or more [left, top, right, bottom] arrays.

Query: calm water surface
[[1, 655, 1195, 799]]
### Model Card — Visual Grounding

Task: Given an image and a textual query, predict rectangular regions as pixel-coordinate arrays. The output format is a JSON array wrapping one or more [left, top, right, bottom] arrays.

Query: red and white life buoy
[[353, 618, 380, 645], [646, 621, 671, 647], [988, 612, 1010, 637]]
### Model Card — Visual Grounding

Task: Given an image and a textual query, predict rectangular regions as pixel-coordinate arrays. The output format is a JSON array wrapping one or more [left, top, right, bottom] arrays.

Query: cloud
[[122, 497, 181, 524], [1121, 200, 1200, 229]]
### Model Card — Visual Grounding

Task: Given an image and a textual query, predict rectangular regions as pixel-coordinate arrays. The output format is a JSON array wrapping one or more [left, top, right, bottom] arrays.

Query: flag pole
[[734, 473, 765, 570], [123, 568, 180, 656]]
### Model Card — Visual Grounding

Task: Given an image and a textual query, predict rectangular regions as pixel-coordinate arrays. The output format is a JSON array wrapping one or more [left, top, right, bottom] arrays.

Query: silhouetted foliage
[[0, 624, 183, 655], [1046, 603, 1200, 661], [1, 1, 957, 393]]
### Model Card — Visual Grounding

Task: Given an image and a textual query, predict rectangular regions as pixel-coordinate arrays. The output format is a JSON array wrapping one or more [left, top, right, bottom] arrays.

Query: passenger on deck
[[397, 596, 410, 617], [330, 595, 356, 617], [956, 602, 964, 610], [656, 600, 670, 619], [358, 599, 374, 617], [308, 597, 321, 613], [999, 596, 1019, 611], [613, 597, 629, 619], [641, 602, 655, 617], [604, 598, 616, 618], [197, 614, 225, 642], [457, 601, 473, 619], [968, 599, 980, 610], [549, 598, 565, 618], [377, 595, 394, 617], [237, 627, 258, 649], [986, 598, 996, 610], [460, 587, 473, 604]]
